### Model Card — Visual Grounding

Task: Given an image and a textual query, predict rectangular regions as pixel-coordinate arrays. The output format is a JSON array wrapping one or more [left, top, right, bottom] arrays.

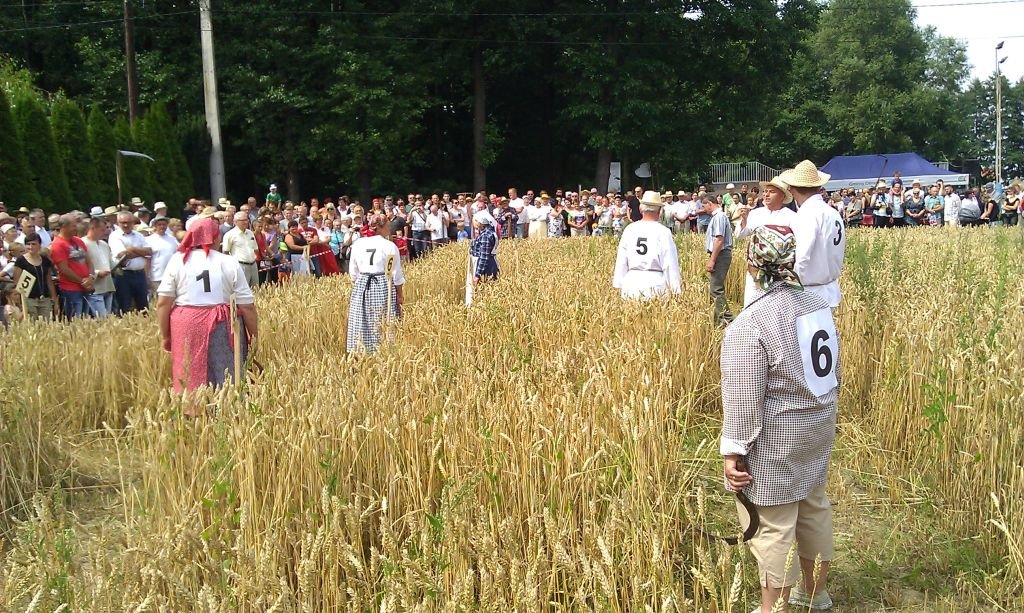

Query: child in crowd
[[392, 229, 410, 266]]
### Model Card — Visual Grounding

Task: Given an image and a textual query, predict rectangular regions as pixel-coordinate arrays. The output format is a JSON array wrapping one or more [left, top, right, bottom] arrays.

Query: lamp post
[[994, 42, 1006, 187]]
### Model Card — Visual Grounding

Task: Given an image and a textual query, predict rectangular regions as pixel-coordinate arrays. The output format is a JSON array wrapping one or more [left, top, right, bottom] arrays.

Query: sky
[[914, 0, 1023, 85]]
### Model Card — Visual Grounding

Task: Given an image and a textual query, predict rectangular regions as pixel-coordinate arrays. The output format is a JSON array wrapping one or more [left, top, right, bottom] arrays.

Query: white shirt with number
[[792, 195, 846, 307], [612, 219, 682, 300], [737, 206, 799, 307], [147, 232, 179, 283], [157, 250, 254, 307], [348, 235, 405, 286]]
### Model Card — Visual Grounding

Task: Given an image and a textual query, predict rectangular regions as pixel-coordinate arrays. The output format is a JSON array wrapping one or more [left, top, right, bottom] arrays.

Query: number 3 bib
[[796, 307, 839, 399]]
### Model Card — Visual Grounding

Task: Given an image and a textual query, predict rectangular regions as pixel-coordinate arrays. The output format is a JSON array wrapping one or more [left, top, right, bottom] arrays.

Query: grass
[[1, 226, 1022, 611]]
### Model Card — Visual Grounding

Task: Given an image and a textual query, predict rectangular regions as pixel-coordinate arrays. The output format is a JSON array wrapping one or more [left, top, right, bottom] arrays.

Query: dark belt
[[239, 261, 256, 265]]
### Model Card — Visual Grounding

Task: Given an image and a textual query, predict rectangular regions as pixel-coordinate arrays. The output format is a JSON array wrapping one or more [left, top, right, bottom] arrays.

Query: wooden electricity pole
[[199, 0, 227, 203], [123, 0, 140, 124]]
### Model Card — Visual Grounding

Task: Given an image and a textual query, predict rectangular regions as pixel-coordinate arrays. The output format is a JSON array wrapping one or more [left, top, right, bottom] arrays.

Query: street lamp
[[995, 41, 1006, 187]]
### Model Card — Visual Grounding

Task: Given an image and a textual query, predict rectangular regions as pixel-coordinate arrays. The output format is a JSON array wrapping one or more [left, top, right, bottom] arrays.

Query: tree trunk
[[472, 48, 486, 194], [595, 146, 611, 194], [286, 167, 300, 203], [358, 165, 372, 205]]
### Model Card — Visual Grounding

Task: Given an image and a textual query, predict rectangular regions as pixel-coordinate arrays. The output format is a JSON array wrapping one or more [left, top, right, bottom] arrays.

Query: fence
[[708, 161, 780, 185]]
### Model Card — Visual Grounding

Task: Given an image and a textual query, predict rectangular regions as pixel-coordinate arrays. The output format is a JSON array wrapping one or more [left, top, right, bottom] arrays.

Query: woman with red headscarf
[[156, 216, 258, 401]]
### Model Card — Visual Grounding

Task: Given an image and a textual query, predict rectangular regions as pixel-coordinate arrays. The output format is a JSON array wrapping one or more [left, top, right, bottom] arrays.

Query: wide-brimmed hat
[[17, 206, 30, 214], [780, 160, 830, 188], [662, 191, 673, 199], [758, 176, 794, 204], [130, 197, 144, 207], [677, 190, 687, 197], [89, 206, 104, 217], [103, 206, 120, 216], [639, 190, 665, 208], [217, 197, 231, 208], [153, 201, 168, 211]]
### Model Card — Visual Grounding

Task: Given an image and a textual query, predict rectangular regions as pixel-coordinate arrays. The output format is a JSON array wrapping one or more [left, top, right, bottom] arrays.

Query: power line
[[0, 9, 192, 34]]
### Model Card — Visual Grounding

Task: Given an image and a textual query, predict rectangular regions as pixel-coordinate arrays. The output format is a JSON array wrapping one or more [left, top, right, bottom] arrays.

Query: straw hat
[[639, 190, 665, 208], [661, 191, 673, 199], [103, 205, 120, 216], [758, 176, 793, 204], [677, 190, 687, 197], [130, 197, 144, 207], [780, 160, 830, 188]]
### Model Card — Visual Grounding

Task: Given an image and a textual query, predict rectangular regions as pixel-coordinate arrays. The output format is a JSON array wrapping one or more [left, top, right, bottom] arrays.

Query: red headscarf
[[178, 217, 220, 262]]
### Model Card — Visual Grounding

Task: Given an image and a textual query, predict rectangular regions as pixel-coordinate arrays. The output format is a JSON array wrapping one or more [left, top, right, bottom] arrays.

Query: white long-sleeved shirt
[[146, 231, 179, 283], [792, 195, 845, 307], [612, 220, 682, 300], [737, 206, 799, 307]]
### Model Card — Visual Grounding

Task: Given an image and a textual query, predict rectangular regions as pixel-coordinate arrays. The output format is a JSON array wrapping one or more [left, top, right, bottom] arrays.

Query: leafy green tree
[[0, 87, 38, 205], [87, 105, 118, 204], [136, 102, 192, 209], [51, 96, 101, 207], [11, 91, 74, 210]]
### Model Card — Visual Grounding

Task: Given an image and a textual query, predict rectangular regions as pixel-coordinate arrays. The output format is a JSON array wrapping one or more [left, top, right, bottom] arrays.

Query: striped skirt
[[346, 273, 398, 354]]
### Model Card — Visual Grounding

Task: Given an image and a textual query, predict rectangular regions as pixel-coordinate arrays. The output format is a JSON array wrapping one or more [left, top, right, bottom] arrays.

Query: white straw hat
[[639, 190, 665, 207], [758, 176, 794, 204], [780, 160, 830, 188]]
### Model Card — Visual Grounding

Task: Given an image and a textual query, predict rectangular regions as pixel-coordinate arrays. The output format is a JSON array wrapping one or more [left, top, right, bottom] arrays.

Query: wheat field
[[1, 227, 1022, 612]]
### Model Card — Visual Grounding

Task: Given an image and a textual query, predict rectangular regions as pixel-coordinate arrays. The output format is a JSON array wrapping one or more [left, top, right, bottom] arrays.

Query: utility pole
[[123, 0, 140, 124], [199, 0, 227, 203]]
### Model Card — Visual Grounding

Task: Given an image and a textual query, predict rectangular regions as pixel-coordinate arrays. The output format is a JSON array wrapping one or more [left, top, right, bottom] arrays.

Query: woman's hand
[[162, 336, 172, 353], [723, 456, 752, 492]]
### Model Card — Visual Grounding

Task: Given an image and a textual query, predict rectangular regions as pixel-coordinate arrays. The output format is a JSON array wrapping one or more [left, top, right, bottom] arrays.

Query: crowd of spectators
[[0, 174, 1017, 325]]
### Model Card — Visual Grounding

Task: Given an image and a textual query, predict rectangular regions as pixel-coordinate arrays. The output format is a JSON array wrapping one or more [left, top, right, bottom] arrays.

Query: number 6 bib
[[796, 307, 839, 398]]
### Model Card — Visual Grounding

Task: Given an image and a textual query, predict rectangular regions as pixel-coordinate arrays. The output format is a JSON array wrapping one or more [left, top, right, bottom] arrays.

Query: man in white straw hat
[[736, 176, 798, 307], [780, 160, 846, 308], [612, 190, 681, 300]]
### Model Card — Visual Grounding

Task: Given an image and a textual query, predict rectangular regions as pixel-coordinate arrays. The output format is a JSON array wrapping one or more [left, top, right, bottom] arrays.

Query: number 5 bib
[[796, 307, 839, 398]]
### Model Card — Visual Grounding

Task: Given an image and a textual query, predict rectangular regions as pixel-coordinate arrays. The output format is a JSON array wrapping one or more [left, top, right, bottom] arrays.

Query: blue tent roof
[[820, 152, 957, 180]]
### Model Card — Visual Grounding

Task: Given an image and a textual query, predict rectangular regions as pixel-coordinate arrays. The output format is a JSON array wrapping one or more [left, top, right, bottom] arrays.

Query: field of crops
[[1, 227, 1023, 612]]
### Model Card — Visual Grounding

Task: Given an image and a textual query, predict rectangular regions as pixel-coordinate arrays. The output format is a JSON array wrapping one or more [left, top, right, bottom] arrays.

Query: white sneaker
[[788, 585, 834, 610]]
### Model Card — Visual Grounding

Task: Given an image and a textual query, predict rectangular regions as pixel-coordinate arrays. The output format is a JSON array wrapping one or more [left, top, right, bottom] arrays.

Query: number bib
[[183, 255, 226, 306], [796, 307, 839, 398]]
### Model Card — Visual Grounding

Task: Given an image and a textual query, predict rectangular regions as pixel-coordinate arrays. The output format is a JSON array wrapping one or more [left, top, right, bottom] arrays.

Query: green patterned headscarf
[[747, 224, 802, 290]]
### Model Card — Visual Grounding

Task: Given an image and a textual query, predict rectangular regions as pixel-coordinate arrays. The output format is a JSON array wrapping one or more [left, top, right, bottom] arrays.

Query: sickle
[[696, 456, 760, 545]]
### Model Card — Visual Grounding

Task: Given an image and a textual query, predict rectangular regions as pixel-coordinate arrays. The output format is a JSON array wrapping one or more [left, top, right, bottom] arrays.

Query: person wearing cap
[[135, 207, 154, 235], [612, 190, 682, 300], [147, 215, 180, 293], [82, 216, 116, 317], [722, 183, 739, 219], [346, 213, 405, 354], [222, 212, 260, 289], [924, 184, 944, 226], [720, 224, 839, 613], [780, 160, 846, 308], [736, 177, 799, 307], [157, 217, 257, 405], [109, 211, 154, 314], [265, 184, 282, 209], [870, 180, 891, 228], [703, 193, 734, 324], [469, 210, 500, 285], [89, 205, 105, 219]]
